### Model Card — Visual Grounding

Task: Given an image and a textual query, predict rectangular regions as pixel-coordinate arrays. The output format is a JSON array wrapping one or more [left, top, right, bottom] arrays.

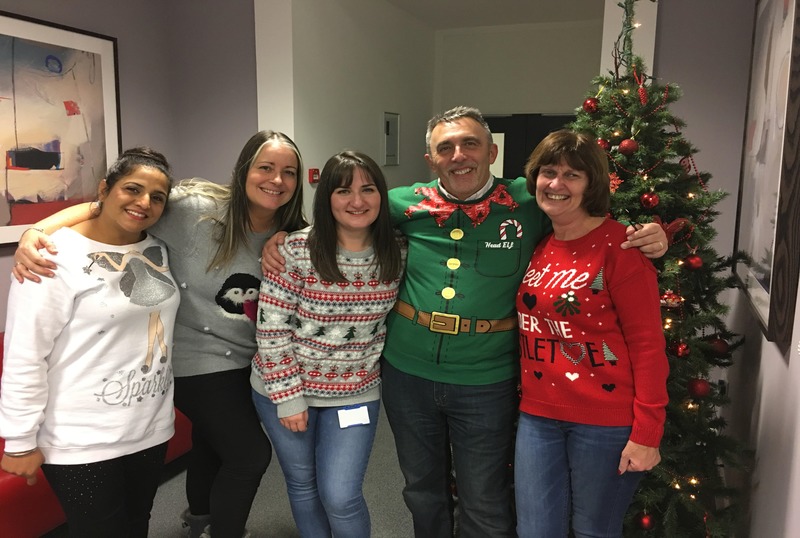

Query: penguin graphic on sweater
[[215, 273, 261, 322]]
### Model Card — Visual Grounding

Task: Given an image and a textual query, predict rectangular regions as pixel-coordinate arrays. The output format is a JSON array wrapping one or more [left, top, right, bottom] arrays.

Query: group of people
[[0, 105, 669, 538]]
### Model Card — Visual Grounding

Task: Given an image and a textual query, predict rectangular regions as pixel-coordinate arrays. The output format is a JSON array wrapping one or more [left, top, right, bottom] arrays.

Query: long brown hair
[[184, 131, 307, 271], [308, 151, 401, 282]]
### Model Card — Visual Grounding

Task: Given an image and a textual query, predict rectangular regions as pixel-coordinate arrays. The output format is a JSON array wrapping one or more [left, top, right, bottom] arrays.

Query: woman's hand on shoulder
[[261, 231, 288, 275], [12, 229, 58, 283], [618, 439, 660, 474], [620, 222, 668, 259]]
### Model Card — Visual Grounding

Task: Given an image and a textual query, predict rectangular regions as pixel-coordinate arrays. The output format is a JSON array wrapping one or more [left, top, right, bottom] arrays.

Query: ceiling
[[383, 0, 604, 30]]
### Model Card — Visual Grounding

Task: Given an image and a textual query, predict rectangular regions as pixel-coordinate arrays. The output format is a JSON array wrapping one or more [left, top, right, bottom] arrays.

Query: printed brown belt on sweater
[[392, 299, 518, 335]]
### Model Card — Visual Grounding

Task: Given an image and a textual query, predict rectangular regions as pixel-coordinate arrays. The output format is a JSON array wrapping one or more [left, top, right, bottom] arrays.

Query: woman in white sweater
[[0, 148, 180, 537]]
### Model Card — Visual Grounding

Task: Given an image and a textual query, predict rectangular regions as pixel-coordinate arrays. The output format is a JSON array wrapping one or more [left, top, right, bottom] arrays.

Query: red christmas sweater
[[516, 218, 668, 447]]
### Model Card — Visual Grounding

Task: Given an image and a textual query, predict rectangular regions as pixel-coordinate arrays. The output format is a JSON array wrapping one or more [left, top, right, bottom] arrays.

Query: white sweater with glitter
[[0, 228, 179, 464]]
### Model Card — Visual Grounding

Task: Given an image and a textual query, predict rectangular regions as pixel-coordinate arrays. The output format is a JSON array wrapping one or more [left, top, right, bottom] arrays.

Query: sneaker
[[198, 524, 252, 538], [180, 508, 211, 538]]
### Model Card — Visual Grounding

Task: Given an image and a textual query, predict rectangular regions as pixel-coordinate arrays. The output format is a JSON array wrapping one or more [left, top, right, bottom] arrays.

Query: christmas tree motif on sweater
[[553, 290, 581, 316], [601, 341, 619, 363], [344, 326, 357, 340], [315, 326, 326, 337], [285, 314, 301, 329], [590, 268, 605, 294]]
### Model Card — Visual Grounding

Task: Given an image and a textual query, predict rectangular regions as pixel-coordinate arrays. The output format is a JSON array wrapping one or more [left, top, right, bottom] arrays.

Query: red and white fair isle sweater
[[516, 218, 669, 447], [252, 227, 405, 418]]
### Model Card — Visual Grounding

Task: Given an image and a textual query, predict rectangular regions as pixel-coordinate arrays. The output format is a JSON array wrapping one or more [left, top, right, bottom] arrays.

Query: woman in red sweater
[[514, 130, 668, 538]]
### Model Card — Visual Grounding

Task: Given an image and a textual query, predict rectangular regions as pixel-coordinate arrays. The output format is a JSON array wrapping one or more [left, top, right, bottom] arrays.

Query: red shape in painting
[[64, 100, 81, 116]]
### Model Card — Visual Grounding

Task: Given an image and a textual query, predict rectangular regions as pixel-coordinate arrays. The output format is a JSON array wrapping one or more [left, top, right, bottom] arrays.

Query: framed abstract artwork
[[0, 11, 120, 243], [734, 0, 800, 350]]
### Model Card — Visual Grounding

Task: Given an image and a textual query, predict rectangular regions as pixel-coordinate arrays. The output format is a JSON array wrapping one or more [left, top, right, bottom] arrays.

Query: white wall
[[254, 0, 436, 220], [433, 19, 603, 115], [164, 0, 259, 182], [254, 0, 295, 136]]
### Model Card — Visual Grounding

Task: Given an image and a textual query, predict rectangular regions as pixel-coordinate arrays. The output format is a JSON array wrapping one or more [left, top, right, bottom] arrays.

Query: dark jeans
[[174, 367, 272, 538], [42, 442, 168, 538], [381, 358, 518, 538]]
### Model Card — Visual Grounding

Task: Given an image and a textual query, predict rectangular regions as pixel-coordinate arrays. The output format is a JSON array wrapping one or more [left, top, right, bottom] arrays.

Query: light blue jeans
[[514, 412, 643, 538], [252, 391, 379, 538]]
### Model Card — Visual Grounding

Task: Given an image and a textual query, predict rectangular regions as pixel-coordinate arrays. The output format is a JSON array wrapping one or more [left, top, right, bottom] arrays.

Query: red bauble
[[618, 138, 639, 155], [597, 138, 611, 151], [582, 97, 599, 113], [640, 192, 660, 209], [636, 511, 655, 530], [688, 378, 712, 399], [672, 341, 691, 358], [660, 290, 682, 308], [684, 254, 703, 270], [705, 335, 730, 357]]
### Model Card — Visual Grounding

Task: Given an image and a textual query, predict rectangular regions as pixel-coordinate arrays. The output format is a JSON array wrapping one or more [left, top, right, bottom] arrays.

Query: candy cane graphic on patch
[[499, 218, 523, 240]]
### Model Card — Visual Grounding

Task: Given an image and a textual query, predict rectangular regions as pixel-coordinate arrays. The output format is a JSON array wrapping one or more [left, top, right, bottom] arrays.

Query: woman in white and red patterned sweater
[[251, 151, 405, 538], [515, 130, 669, 538]]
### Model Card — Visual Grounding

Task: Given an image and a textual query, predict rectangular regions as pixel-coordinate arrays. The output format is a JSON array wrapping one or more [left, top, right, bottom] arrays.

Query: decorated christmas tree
[[569, 1, 747, 535]]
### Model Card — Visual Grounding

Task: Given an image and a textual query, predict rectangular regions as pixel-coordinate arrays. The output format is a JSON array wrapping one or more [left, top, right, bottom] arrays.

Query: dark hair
[[204, 130, 307, 270], [308, 151, 402, 282], [105, 146, 173, 192], [524, 130, 610, 217], [426, 105, 493, 154]]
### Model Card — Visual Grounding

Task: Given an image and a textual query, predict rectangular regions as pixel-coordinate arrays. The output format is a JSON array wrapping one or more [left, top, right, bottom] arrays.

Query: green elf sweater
[[385, 176, 551, 385]]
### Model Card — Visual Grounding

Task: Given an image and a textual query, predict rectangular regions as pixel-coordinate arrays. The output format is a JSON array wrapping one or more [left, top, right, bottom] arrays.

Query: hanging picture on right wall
[[735, 0, 800, 350]]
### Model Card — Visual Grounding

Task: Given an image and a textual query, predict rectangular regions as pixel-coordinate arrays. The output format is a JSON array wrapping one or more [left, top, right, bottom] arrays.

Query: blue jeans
[[514, 413, 644, 538], [252, 391, 379, 538], [381, 358, 518, 538]]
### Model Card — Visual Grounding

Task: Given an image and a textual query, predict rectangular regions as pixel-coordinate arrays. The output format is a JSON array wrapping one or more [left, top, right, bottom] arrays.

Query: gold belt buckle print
[[429, 312, 460, 335]]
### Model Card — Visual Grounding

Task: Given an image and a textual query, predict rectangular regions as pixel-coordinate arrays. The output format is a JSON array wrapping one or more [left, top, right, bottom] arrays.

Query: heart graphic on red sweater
[[602, 383, 616, 392], [533, 371, 543, 380], [521, 292, 537, 310], [559, 341, 586, 365]]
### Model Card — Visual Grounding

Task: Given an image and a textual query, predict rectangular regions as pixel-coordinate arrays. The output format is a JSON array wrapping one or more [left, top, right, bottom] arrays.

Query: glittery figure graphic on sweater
[[85, 246, 176, 373], [215, 273, 261, 322], [404, 184, 519, 227]]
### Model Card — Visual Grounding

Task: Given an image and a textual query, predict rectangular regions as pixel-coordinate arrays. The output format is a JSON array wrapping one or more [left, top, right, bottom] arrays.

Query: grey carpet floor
[[44, 407, 413, 537]]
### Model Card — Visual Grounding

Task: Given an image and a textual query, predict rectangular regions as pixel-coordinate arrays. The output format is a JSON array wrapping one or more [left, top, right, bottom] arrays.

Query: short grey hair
[[425, 105, 493, 154]]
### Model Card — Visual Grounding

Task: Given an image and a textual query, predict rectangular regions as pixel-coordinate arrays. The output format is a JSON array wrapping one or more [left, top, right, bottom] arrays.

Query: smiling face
[[424, 117, 498, 200], [331, 167, 381, 239], [535, 160, 591, 223], [244, 141, 299, 224], [95, 165, 169, 244]]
